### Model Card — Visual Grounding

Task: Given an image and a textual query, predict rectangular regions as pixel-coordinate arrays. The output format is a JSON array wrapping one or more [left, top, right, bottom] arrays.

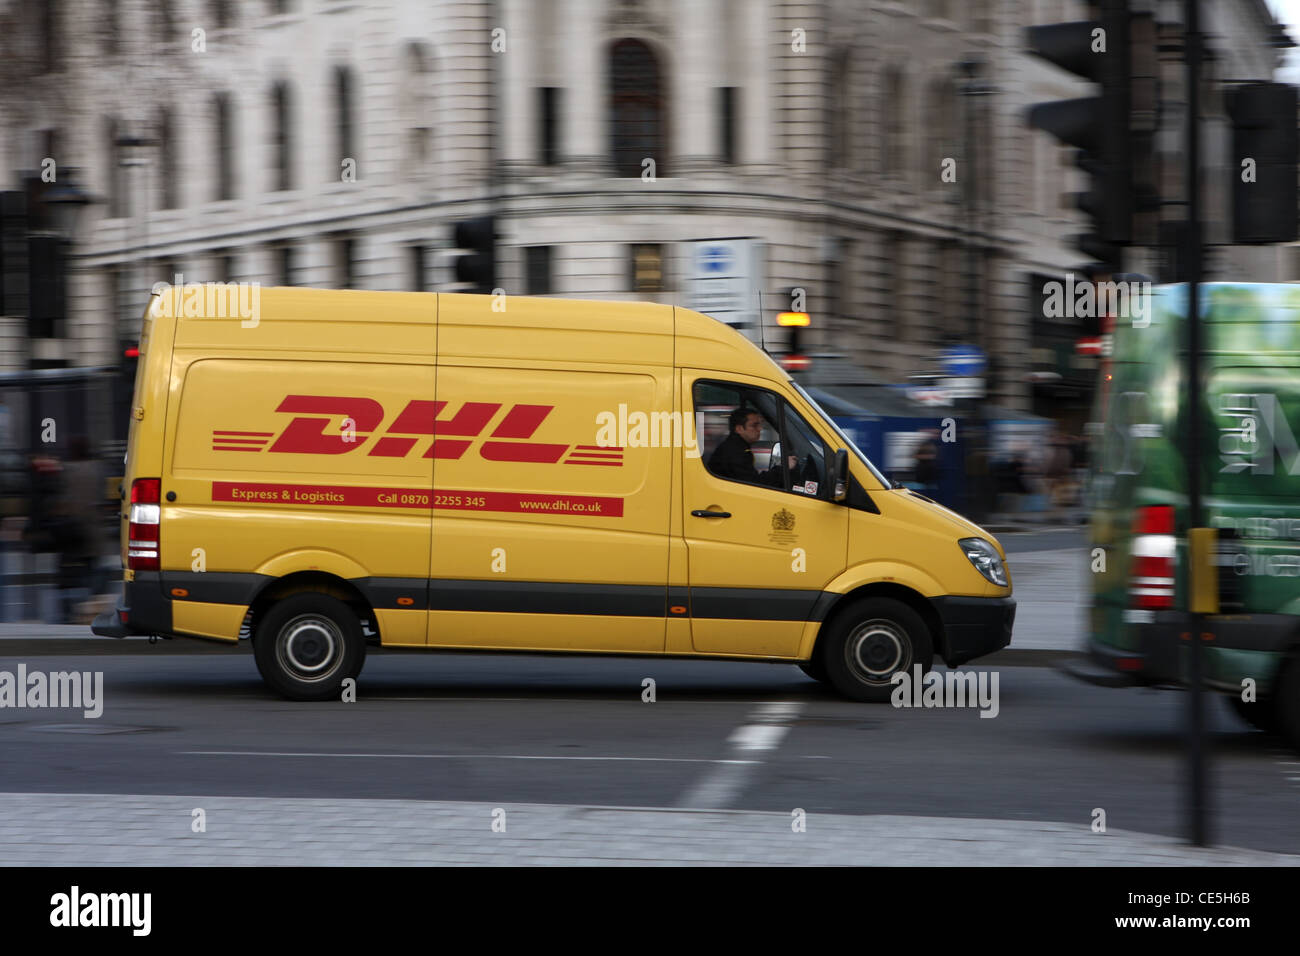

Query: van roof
[[158, 286, 788, 381]]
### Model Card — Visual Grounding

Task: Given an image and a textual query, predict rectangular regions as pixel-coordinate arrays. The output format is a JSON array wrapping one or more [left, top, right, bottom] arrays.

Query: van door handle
[[691, 510, 732, 518]]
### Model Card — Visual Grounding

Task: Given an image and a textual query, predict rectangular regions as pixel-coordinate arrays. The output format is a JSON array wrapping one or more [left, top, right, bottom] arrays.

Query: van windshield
[[789, 381, 890, 487]]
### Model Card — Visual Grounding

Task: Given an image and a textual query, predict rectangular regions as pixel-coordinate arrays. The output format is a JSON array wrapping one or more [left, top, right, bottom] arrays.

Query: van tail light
[[128, 478, 161, 571], [1130, 505, 1175, 609]]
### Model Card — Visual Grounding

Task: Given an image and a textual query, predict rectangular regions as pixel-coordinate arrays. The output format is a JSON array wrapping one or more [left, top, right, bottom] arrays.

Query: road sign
[[686, 238, 763, 340], [941, 376, 985, 400], [940, 345, 986, 377]]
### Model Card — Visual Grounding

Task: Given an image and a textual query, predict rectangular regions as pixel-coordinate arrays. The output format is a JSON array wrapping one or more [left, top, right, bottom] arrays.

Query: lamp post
[[25, 171, 94, 363], [957, 57, 994, 524], [957, 58, 985, 351], [42, 179, 94, 241]]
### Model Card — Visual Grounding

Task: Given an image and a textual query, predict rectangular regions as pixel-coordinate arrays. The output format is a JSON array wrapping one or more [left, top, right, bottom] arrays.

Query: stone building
[[0, 0, 1291, 422]]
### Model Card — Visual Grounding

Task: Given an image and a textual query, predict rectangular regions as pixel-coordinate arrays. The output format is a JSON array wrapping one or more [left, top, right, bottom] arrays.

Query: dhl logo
[[212, 395, 623, 466]]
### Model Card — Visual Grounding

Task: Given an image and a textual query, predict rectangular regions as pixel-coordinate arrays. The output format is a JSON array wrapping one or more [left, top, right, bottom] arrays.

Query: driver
[[708, 407, 797, 488]]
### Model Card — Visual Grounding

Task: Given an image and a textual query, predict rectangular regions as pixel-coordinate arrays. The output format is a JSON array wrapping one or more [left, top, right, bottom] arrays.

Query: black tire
[[253, 593, 366, 701], [799, 659, 828, 683], [1227, 693, 1277, 734], [821, 597, 933, 702], [1275, 653, 1300, 752]]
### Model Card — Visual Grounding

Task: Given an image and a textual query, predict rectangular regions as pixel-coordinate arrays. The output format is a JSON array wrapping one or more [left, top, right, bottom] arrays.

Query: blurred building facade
[[0, 0, 1293, 418]]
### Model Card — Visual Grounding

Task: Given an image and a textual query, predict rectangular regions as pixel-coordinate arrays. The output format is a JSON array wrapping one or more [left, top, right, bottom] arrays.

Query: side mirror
[[833, 448, 848, 502]]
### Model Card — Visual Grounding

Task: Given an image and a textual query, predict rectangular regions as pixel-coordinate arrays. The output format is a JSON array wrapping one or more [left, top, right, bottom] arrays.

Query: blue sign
[[941, 345, 986, 377], [699, 244, 732, 274]]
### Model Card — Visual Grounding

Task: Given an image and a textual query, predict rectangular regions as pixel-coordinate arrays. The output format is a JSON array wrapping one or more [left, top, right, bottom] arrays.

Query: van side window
[[780, 401, 828, 498], [693, 381, 827, 498]]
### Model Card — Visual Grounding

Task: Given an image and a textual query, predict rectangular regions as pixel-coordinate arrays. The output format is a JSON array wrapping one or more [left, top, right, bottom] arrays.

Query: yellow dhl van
[[93, 286, 1014, 700]]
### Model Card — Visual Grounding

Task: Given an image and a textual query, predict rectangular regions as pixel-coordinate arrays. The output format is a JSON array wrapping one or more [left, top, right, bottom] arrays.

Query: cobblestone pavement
[[0, 793, 1293, 866]]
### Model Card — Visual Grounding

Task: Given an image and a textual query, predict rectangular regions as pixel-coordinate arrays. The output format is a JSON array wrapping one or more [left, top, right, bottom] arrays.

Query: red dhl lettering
[[213, 395, 617, 466]]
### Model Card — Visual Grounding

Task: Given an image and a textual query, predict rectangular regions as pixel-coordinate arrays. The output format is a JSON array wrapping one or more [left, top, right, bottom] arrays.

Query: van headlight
[[960, 538, 1007, 587]]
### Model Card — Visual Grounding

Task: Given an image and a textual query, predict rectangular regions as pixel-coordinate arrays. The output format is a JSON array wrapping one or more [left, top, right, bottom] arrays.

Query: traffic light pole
[[1184, 0, 1209, 849]]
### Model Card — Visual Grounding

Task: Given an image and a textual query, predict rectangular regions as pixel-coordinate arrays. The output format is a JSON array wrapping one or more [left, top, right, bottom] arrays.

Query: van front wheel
[[254, 593, 366, 701], [822, 597, 933, 703]]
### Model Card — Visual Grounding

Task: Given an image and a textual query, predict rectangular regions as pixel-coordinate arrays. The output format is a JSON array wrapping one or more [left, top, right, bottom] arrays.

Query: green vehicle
[[1075, 282, 1300, 748]]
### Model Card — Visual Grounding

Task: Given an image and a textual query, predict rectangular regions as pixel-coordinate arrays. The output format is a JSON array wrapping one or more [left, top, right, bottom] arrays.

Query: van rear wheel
[[1275, 652, 1300, 752], [822, 597, 933, 703], [253, 593, 366, 701], [1227, 693, 1277, 734]]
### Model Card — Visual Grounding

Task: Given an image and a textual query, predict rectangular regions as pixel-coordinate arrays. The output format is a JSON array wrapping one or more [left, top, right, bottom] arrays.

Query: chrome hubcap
[[846, 619, 910, 684], [279, 615, 342, 681]]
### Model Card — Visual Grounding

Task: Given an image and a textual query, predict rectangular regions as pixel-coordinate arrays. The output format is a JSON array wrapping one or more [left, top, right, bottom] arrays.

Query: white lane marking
[[728, 724, 791, 751], [753, 701, 803, 722], [354, 697, 808, 704], [181, 751, 755, 763], [674, 762, 756, 810], [676, 700, 804, 809]]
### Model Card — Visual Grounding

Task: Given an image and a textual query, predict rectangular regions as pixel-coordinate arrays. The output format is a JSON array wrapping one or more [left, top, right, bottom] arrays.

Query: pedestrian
[[1045, 431, 1072, 520], [912, 432, 940, 498], [54, 436, 104, 621]]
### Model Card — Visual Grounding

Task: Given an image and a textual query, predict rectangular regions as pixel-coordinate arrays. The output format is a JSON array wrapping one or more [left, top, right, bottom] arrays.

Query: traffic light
[[0, 190, 27, 317], [1228, 82, 1299, 244], [1026, 1, 1157, 271], [777, 309, 810, 371], [27, 234, 65, 340], [452, 215, 496, 295]]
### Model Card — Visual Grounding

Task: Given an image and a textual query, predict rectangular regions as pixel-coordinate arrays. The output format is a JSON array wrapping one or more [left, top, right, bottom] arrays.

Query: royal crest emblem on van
[[772, 508, 795, 532]]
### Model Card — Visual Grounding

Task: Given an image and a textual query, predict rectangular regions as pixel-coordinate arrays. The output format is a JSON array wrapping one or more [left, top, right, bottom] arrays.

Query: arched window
[[214, 92, 235, 200], [827, 49, 851, 169], [158, 106, 177, 209], [609, 39, 666, 177], [271, 80, 293, 191], [211, 0, 233, 30], [881, 68, 905, 178], [334, 65, 355, 180], [402, 42, 435, 169], [156, 0, 174, 48], [105, 117, 125, 217], [103, 0, 121, 56], [925, 79, 958, 186]]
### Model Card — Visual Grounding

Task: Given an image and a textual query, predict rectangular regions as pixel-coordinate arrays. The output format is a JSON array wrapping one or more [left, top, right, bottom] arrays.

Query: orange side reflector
[[670, 605, 687, 614], [397, 597, 415, 606], [171, 588, 189, 598]]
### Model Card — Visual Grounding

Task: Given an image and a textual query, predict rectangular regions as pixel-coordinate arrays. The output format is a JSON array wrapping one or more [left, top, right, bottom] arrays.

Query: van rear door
[[120, 295, 177, 573]]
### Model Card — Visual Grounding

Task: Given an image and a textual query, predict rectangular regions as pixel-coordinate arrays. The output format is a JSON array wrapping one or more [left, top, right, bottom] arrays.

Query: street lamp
[[25, 171, 97, 359], [953, 58, 996, 523], [41, 178, 95, 240]]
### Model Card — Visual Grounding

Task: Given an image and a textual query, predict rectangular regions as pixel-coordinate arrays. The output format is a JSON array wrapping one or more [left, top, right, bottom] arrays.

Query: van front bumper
[[933, 595, 1015, 666], [90, 573, 172, 638]]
